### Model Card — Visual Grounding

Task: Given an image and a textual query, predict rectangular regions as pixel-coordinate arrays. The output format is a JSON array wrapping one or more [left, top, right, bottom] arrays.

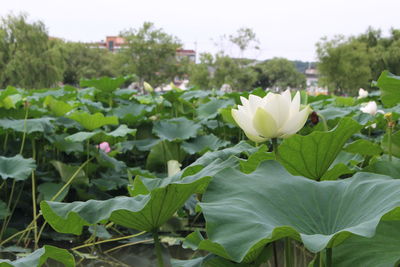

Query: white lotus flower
[[231, 90, 312, 142], [167, 160, 181, 177], [360, 101, 384, 116], [358, 88, 368, 99]]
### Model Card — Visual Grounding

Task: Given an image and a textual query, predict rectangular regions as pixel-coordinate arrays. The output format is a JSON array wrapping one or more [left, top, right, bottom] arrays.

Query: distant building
[[88, 37, 196, 61], [305, 67, 318, 87], [176, 49, 196, 62], [89, 36, 127, 52]]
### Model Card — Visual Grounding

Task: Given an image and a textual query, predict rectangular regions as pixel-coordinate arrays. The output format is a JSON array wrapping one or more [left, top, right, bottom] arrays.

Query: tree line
[[6, 13, 399, 94], [0, 14, 310, 91], [317, 27, 400, 95]]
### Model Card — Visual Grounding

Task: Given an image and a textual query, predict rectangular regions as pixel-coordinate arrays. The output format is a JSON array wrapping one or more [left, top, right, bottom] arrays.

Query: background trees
[[316, 28, 400, 95], [0, 14, 63, 88], [117, 22, 183, 87]]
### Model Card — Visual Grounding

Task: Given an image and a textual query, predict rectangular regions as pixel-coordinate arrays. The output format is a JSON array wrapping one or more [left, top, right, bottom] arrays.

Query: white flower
[[167, 160, 181, 177], [231, 90, 312, 142], [358, 88, 369, 99], [360, 101, 384, 116]]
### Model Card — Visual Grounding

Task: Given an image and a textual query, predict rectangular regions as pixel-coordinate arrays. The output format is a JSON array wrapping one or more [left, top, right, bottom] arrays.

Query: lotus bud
[[98, 142, 111, 153], [231, 90, 312, 142], [167, 160, 181, 177], [143, 82, 154, 93], [360, 101, 384, 116], [357, 88, 368, 99]]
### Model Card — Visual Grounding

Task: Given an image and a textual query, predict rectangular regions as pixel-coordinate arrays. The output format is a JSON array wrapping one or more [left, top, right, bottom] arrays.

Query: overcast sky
[[1, 0, 399, 61]]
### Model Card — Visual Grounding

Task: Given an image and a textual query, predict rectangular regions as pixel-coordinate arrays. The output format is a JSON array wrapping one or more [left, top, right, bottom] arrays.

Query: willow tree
[[0, 14, 63, 89]]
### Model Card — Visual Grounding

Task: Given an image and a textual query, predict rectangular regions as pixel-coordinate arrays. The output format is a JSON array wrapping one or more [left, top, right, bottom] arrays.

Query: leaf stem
[[326, 247, 333, 267], [387, 125, 393, 162], [284, 237, 292, 267], [153, 230, 164, 267]]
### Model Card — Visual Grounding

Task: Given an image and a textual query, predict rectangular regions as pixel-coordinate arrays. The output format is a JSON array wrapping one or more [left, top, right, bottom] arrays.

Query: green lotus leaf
[[111, 103, 153, 124], [333, 221, 400, 267], [239, 145, 275, 174], [197, 99, 235, 120], [192, 141, 256, 166], [146, 140, 186, 172], [344, 139, 383, 156], [67, 111, 118, 131], [363, 159, 400, 179], [0, 155, 36, 181], [278, 118, 362, 180], [0, 245, 74, 267], [80, 75, 132, 93], [152, 117, 201, 141], [182, 134, 230, 155], [0, 118, 55, 134], [51, 160, 88, 185], [41, 157, 233, 235], [200, 161, 400, 262], [318, 107, 353, 121], [375, 70, 400, 107], [65, 131, 99, 142], [43, 95, 73, 116]]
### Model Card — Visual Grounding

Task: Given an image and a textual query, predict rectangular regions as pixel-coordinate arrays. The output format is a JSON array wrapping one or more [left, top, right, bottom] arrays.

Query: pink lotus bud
[[99, 142, 111, 153]]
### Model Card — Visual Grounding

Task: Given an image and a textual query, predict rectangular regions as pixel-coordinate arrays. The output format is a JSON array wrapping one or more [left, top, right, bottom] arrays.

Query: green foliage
[[278, 118, 362, 180], [118, 22, 183, 87], [0, 155, 36, 181], [252, 58, 306, 89], [0, 14, 63, 89], [0, 245, 75, 267], [200, 161, 400, 262], [317, 27, 400, 95]]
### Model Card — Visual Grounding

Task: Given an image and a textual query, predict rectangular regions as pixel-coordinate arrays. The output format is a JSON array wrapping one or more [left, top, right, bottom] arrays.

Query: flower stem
[[388, 125, 393, 162], [326, 247, 333, 267], [284, 237, 292, 267], [152, 230, 164, 267], [271, 138, 279, 160]]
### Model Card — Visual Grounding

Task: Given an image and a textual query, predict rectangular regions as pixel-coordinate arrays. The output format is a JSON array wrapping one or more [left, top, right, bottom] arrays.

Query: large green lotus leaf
[[0, 155, 36, 181], [192, 141, 256, 166], [362, 159, 400, 179], [343, 139, 383, 156], [0, 87, 22, 109], [45, 133, 84, 154], [0, 245, 75, 267], [197, 99, 235, 120], [65, 131, 99, 142], [43, 95, 73, 116], [375, 70, 400, 107], [180, 90, 212, 101], [0, 118, 54, 134], [67, 111, 119, 131], [239, 145, 275, 174], [153, 117, 201, 141], [146, 140, 186, 172], [200, 161, 400, 262], [333, 221, 400, 267], [278, 118, 362, 180], [172, 254, 253, 267], [80, 75, 132, 93], [318, 107, 353, 121], [381, 130, 400, 158], [40, 158, 232, 234], [50, 160, 88, 185], [182, 134, 230, 155], [111, 103, 153, 124]]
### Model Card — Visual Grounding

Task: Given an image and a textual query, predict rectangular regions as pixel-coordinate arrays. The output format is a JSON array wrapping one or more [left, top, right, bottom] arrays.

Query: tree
[[188, 53, 213, 89], [316, 35, 371, 95], [117, 22, 183, 87], [0, 14, 63, 89], [229, 27, 260, 58], [57, 42, 117, 85], [212, 55, 257, 91], [252, 58, 306, 90]]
